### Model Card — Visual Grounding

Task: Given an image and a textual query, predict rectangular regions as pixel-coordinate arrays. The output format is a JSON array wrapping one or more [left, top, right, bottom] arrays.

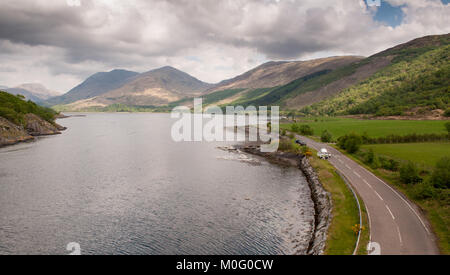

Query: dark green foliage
[[303, 43, 450, 116], [299, 125, 314, 135], [362, 133, 449, 144], [380, 157, 400, 172], [444, 108, 450, 117], [247, 70, 332, 107], [399, 162, 423, 185], [445, 122, 450, 133], [291, 124, 314, 136], [412, 181, 437, 200], [201, 89, 244, 106], [0, 91, 57, 126], [348, 64, 450, 116], [430, 157, 450, 189], [290, 124, 314, 135], [338, 133, 362, 153], [321, 130, 332, 143], [365, 148, 376, 164]]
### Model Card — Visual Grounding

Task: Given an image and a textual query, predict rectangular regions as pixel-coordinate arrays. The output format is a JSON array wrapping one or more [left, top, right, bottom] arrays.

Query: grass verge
[[308, 150, 369, 255]]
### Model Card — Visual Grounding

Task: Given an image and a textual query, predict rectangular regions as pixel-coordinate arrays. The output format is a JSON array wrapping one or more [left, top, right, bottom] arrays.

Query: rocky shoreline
[[0, 114, 66, 148], [234, 144, 332, 255]]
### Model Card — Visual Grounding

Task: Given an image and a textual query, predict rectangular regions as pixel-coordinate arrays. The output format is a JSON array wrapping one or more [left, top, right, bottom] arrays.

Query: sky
[[0, 0, 449, 93]]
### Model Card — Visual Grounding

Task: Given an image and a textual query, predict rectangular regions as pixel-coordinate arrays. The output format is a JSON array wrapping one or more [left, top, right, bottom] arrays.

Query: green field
[[282, 117, 448, 138], [362, 143, 450, 168]]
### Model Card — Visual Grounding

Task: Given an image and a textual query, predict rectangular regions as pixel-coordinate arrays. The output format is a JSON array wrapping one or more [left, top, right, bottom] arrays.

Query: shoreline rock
[[237, 145, 332, 255], [0, 114, 67, 148], [0, 117, 34, 147], [299, 155, 333, 255]]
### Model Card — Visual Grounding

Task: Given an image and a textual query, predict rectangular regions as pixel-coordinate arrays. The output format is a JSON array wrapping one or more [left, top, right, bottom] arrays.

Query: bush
[[412, 181, 437, 200], [299, 125, 314, 135], [399, 162, 422, 185], [290, 124, 314, 135], [321, 130, 332, 143], [446, 122, 450, 134], [444, 108, 450, 117], [382, 158, 400, 171], [338, 133, 362, 153], [0, 107, 23, 126], [365, 149, 375, 164], [430, 157, 450, 189]]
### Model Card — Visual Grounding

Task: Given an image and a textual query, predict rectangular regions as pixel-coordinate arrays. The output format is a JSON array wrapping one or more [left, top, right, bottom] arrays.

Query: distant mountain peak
[[45, 69, 139, 106], [5, 83, 60, 102]]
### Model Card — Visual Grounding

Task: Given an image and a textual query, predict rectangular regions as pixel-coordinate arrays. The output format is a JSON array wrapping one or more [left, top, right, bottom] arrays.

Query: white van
[[318, 148, 331, 160]]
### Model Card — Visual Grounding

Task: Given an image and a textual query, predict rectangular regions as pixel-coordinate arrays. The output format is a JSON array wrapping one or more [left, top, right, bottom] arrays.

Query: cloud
[[0, 0, 448, 92]]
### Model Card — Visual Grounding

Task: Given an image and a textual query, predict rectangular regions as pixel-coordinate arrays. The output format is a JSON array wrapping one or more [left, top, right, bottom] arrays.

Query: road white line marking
[[354, 172, 361, 178], [374, 190, 384, 201], [385, 205, 395, 220], [366, 206, 372, 243], [363, 179, 373, 189], [365, 168, 431, 234], [396, 225, 403, 245], [338, 159, 343, 164], [345, 164, 351, 170]]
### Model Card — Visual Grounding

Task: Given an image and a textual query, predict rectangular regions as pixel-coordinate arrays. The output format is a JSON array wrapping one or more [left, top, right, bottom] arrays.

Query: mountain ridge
[[46, 69, 139, 106], [5, 83, 60, 103], [50, 33, 449, 115]]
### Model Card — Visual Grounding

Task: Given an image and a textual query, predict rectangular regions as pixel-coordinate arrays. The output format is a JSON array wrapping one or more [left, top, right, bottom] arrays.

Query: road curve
[[298, 135, 439, 255]]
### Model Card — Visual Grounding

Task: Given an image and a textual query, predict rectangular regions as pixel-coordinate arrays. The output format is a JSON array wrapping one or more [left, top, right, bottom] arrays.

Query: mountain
[[194, 56, 365, 108], [59, 66, 213, 110], [207, 33, 449, 119], [52, 33, 449, 115], [208, 56, 363, 93], [46, 69, 139, 106], [0, 85, 8, 90], [5, 83, 59, 103], [301, 33, 450, 117]]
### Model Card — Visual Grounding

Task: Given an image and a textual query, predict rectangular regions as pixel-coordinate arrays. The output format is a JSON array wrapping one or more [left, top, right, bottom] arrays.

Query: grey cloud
[[0, 0, 448, 91]]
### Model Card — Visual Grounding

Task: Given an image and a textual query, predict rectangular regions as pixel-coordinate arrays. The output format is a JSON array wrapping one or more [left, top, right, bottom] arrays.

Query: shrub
[[399, 161, 422, 185], [0, 107, 24, 126], [365, 149, 375, 164], [445, 122, 450, 134], [444, 108, 450, 117], [321, 130, 332, 143], [412, 181, 437, 200], [382, 158, 400, 171], [338, 133, 362, 154], [430, 157, 450, 189], [299, 125, 314, 135]]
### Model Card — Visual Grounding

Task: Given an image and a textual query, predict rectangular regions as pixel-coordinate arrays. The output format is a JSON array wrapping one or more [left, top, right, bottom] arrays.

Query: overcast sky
[[0, 0, 449, 93]]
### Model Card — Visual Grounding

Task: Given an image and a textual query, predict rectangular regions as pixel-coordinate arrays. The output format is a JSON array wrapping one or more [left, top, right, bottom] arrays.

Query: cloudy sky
[[0, 0, 449, 93]]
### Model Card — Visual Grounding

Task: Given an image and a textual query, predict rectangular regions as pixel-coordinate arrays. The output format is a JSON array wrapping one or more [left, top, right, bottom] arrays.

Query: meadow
[[362, 143, 450, 169], [282, 117, 448, 138]]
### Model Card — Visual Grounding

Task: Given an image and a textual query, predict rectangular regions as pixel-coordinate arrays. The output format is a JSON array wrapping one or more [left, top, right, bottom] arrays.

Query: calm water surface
[[0, 113, 314, 255]]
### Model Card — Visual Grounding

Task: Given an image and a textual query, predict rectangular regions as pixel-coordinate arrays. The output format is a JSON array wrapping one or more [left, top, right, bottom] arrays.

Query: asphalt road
[[298, 135, 439, 255]]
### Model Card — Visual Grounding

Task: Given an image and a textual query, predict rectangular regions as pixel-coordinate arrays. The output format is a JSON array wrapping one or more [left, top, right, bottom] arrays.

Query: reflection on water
[[0, 113, 314, 255]]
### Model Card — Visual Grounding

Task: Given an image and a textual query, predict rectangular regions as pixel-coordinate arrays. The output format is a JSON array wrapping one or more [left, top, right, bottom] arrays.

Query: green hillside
[[202, 34, 450, 118], [0, 91, 57, 126], [302, 38, 450, 116]]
